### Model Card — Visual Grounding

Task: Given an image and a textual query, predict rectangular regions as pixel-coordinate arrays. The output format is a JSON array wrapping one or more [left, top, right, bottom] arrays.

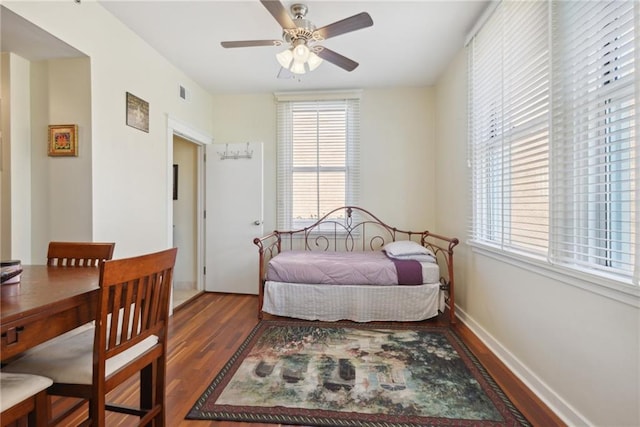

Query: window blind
[[550, 0, 637, 279], [469, 0, 550, 254], [469, 0, 638, 285], [276, 97, 360, 230]]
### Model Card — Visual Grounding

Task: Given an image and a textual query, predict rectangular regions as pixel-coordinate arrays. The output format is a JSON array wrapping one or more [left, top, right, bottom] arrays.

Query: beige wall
[[5, 3, 639, 425], [360, 87, 436, 230], [1, 53, 12, 259], [4, 1, 214, 259], [172, 136, 197, 289], [1, 53, 32, 261], [433, 50, 470, 307], [434, 49, 640, 427], [211, 87, 437, 235], [29, 58, 92, 263], [210, 93, 277, 232]]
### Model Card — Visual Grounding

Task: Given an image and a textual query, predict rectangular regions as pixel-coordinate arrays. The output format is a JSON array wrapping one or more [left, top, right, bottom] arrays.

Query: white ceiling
[[1, 1, 489, 95]]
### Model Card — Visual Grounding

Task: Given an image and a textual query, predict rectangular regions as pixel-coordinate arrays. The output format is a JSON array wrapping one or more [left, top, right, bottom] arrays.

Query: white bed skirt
[[262, 281, 444, 322]]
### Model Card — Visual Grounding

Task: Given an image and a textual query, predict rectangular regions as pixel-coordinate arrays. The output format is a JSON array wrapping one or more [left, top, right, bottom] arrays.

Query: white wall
[[6, 53, 32, 262], [29, 58, 93, 263], [1, 53, 14, 259], [211, 87, 437, 235], [4, 1, 214, 259], [435, 49, 640, 427]]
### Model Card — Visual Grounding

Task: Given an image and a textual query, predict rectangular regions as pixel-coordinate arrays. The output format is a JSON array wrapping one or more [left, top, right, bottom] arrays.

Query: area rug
[[187, 320, 531, 426]]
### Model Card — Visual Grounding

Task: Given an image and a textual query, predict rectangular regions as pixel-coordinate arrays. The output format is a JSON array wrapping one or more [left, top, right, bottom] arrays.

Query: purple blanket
[[389, 257, 423, 285], [266, 251, 423, 286]]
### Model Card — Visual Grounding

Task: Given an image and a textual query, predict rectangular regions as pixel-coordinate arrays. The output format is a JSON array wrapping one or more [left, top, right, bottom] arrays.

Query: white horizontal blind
[[469, 0, 638, 285], [276, 98, 360, 230], [469, 0, 550, 254], [550, 0, 637, 280], [469, 2, 504, 246]]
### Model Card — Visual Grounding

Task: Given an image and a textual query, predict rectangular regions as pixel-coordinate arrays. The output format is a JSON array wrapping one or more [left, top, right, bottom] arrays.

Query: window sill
[[468, 241, 640, 308]]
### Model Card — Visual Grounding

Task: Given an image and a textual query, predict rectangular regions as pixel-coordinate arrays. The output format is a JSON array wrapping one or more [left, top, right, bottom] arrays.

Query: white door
[[205, 142, 263, 294]]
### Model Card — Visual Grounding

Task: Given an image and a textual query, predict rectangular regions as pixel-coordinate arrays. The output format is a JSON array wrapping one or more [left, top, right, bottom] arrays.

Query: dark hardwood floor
[[52, 292, 565, 426]]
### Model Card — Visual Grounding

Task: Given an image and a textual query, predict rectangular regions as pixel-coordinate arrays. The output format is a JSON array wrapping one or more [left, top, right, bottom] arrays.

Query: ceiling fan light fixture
[[292, 42, 310, 63], [276, 48, 294, 68], [307, 51, 323, 71], [276, 43, 319, 75], [289, 61, 307, 74], [277, 39, 321, 74]]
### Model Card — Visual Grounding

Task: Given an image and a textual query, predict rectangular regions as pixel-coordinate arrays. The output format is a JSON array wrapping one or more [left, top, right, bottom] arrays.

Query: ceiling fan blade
[[221, 40, 283, 48], [315, 47, 359, 72], [260, 0, 296, 29], [314, 12, 373, 40]]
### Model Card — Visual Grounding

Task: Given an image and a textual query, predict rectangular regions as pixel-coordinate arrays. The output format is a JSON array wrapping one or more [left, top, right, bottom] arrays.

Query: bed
[[253, 206, 459, 323]]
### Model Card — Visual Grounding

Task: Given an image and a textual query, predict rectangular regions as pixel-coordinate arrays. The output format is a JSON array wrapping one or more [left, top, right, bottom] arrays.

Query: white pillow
[[383, 240, 435, 260]]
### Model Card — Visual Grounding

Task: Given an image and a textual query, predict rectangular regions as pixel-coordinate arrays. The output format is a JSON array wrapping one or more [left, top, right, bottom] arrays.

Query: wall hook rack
[[218, 142, 253, 160]]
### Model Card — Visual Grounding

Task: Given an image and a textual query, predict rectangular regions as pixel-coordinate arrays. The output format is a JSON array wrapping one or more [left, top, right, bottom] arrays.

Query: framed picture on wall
[[126, 92, 149, 132], [173, 164, 178, 200], [48, 124, 78, 157]]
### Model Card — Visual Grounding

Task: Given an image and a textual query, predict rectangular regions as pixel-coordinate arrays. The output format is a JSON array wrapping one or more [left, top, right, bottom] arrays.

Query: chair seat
[[3, 327, 158, 385], [0, 372, 53, 412], [5, 247, 177, 426]]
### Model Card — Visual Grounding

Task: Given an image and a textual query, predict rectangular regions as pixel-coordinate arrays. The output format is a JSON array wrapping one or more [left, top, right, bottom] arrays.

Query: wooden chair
[[46, 241, 115, 267], [0, 372, 53, 427], [4, 247, 178, 427]]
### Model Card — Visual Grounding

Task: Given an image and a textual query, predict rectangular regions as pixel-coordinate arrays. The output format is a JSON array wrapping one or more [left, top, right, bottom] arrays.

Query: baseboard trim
[[455, 306, 591, 427]]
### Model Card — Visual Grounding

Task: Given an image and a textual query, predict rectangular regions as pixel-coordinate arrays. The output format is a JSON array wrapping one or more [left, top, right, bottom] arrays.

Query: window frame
[[275, 91, 361, 232]]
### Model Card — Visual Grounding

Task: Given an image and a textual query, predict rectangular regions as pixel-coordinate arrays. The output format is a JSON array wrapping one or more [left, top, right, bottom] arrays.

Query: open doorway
[[172, 136, 200, 307], [166, 117, 212, 311]]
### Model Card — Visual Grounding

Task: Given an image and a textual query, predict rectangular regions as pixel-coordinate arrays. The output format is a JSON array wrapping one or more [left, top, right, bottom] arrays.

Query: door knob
[[254, 220, 263, 226]]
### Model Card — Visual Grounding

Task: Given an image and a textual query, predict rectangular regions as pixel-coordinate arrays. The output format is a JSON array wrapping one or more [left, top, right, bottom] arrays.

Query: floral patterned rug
[[186, 320, 531, 426]]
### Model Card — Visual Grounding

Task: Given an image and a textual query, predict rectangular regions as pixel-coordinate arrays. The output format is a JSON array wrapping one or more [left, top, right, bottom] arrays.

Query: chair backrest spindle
[[95, 248, 176, 370], [47, 242, 115, 267]]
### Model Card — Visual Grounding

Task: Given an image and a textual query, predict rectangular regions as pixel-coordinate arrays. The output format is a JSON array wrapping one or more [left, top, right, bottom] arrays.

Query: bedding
[[254, 206, 459, 323], [266, 250, 439, 286], [262, 282, 444, 322]]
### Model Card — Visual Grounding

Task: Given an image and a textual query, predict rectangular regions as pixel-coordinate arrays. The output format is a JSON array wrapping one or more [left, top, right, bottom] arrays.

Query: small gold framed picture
[[48, 124, 78, 157]]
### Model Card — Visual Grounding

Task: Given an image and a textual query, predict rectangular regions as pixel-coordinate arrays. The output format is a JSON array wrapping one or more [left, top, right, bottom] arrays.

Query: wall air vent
[[179, 84, 190, 102]]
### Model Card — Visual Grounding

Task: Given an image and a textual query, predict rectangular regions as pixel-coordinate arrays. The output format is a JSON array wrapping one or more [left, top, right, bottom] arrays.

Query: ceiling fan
[[221, 0, 373, 75]]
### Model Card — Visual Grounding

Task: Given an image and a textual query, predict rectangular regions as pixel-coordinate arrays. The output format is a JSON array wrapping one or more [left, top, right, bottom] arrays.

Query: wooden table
[[1, 265, 99, 361]]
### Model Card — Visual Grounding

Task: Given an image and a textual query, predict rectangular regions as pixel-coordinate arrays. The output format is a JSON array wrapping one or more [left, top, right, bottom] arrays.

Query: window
[[469, 0, 637, 286], [470, 1, 550, 254], [550, 0, 636, 279], [276, 93, 360, 230]]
